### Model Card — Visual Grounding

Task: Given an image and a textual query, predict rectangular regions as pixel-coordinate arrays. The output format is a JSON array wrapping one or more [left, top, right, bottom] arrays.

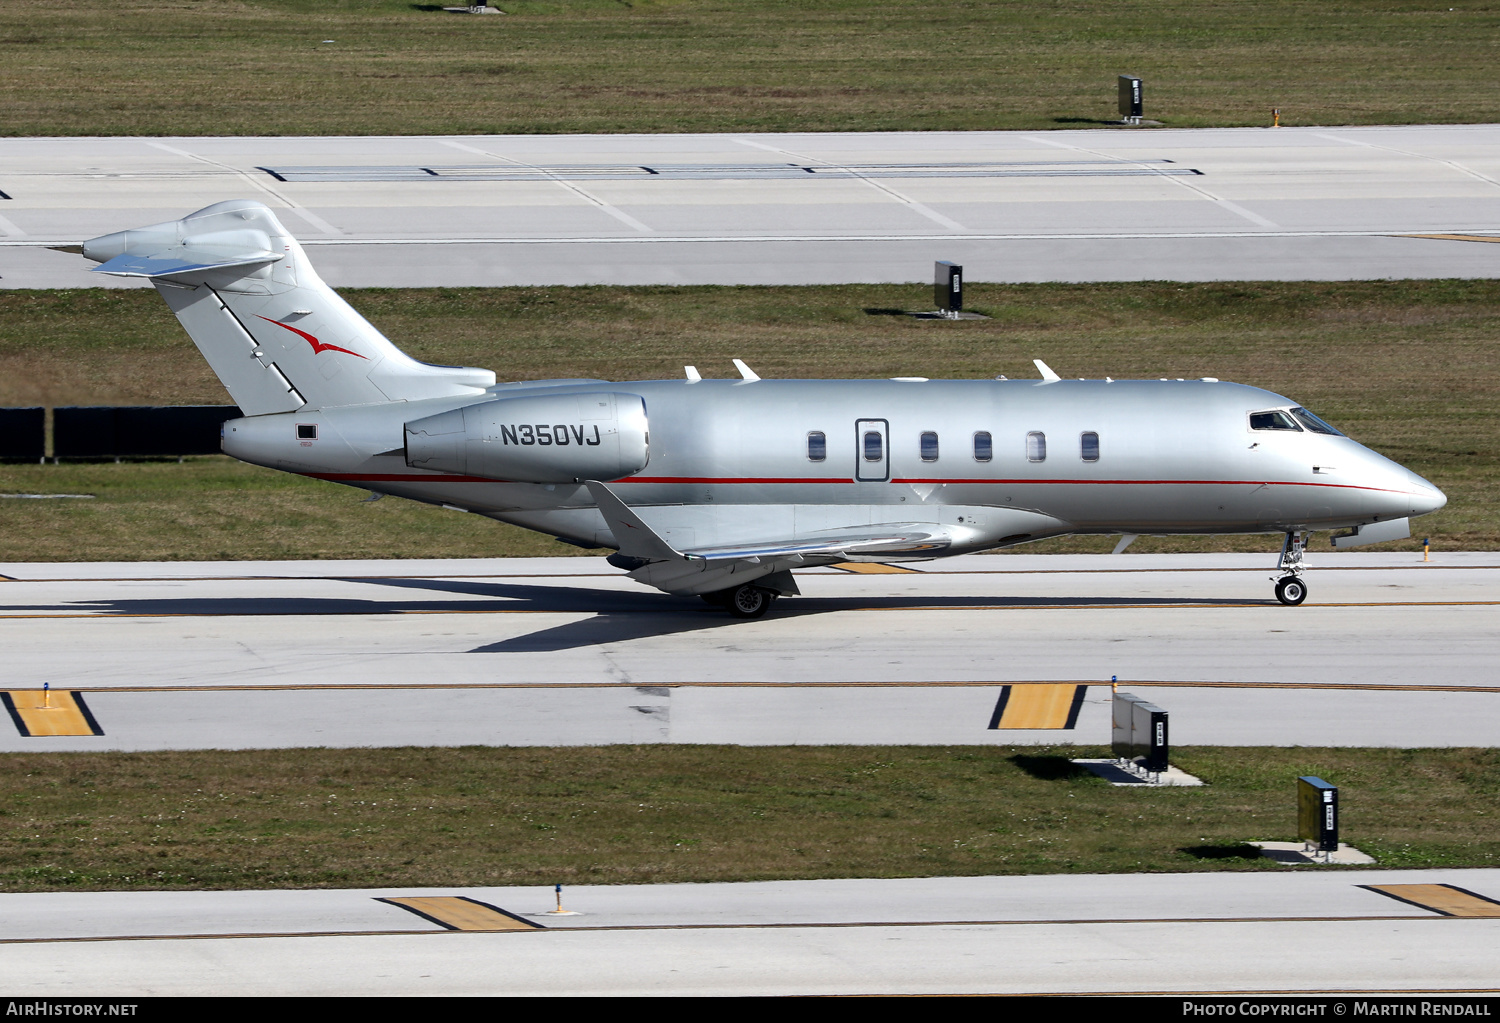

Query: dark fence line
[[0, 406, 242, 460], [0, 407, 45, 460]]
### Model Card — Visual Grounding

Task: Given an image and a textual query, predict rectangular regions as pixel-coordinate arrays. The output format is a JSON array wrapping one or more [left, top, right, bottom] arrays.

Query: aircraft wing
[[586, 480, 951, 564], [682, 530, 949, 562]]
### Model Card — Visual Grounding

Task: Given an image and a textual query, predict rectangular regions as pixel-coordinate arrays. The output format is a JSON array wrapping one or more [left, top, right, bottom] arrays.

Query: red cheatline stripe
[[297, 472, 1412, 495], [892, 477, 1412, 494], [621, 477, 854, 484]]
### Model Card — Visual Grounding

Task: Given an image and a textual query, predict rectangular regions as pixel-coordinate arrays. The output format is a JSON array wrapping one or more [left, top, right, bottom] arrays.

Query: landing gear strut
[[1273, 531, 1310, 606]]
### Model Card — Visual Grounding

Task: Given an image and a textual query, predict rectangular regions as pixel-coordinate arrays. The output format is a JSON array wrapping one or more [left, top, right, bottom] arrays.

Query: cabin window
[[807, 431, 826, 462], [1249, 410, 1302, 432], [296, 424, 317, 440], [1026, 431, 1046, 462], [863, 431, 883, 462], [973, 431, 992, 462], [1290, 407, 1343, 436], [1081, 432, 1100, 462], [920, 431, 939, 462]]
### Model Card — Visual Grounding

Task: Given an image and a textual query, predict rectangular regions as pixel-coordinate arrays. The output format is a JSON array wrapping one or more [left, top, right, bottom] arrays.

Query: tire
[[726, 584, 774, 619], [1275, 575, 1308, 606]]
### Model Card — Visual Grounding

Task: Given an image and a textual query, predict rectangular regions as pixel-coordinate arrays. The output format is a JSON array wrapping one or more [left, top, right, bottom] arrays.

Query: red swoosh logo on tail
[[257, 316, 368, 360]]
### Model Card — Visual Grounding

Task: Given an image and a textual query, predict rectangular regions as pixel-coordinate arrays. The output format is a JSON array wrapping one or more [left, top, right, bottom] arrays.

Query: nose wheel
[[1272, 531, 1310, 606], [1274, 575, 1308, 606]]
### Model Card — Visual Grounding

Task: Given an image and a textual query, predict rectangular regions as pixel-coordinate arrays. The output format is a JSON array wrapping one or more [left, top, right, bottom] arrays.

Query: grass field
[[0, 279, 1494, 561], [2, 1, 1500, 137], [1, 745, 1494, 892]]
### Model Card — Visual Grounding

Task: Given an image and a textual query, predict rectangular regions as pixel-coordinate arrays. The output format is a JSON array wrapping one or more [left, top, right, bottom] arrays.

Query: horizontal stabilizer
[[91, 249, 281, 279]]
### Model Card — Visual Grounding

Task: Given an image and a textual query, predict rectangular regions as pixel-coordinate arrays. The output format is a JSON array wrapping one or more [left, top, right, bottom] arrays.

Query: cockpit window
[[1289, 407, 1344, 436], [1249, 410, 1302, 432]]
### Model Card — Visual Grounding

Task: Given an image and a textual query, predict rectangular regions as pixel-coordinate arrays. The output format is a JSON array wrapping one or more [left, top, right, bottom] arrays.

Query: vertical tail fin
[[80, 200, 495, 415]]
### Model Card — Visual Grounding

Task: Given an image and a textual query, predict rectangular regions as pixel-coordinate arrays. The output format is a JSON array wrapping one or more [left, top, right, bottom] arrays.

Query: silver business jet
[[72, 201, 1445, 617]]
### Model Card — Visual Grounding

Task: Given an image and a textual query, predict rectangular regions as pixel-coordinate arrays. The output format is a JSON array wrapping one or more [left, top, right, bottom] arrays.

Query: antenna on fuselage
[[1033, 359, 1061, 383], [732, 359, 761, 382], [684, 365, 702, 382]]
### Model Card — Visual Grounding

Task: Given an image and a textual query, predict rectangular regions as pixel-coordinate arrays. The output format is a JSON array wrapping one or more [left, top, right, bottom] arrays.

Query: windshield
[[1289, 407, 1344, 436], [1249, 410, 1301, 432]]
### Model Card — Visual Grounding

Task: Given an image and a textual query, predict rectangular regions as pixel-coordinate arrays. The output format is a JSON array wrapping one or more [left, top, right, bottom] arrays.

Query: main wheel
[[726, 584, 774, 619], [1275, 575, 1308, 606]]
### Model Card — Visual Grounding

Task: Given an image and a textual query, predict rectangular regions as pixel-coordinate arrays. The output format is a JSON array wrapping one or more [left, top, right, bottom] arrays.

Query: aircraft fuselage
[[222, 375, 1442, 558]]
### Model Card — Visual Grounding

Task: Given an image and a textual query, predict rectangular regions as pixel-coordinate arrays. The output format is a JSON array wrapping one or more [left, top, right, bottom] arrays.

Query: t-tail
[[79, 200, 495, 414]]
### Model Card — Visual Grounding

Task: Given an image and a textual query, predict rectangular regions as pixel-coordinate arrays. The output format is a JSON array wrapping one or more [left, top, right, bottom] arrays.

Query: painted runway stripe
[[6, 680, 1498, 693], [830, 562, 920, 574], [1362, 885, 1500, 918], [989, 684, 1087, 729], [1405, 233, 1500, 244], [378, 896, 542, 931], [0, 913, 1485, 947], [1, 691, 103, 737], [1, 599, 1496, 619]]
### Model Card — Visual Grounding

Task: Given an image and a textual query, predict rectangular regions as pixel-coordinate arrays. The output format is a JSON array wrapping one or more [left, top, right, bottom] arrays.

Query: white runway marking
[[7, 125, 1500, 285], [1, 872, 1497, 995], [0, 553, 1494, 750]]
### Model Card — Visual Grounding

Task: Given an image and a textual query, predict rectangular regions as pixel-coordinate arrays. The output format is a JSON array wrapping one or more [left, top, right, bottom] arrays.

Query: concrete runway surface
[[4, 125, 1500, 286], [1, 551, 1494, 751], [1, 870, 1497, 995]]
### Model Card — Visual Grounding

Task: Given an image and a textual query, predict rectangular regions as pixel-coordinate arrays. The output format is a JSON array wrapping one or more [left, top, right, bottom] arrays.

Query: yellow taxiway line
[[0, 600, 1496, 620]]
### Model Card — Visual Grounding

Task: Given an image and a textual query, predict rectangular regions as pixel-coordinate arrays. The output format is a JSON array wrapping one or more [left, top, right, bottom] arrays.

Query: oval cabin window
[[1081, 432, 1099, 462], [973, 431, 992, 462], [920, 431, 939, 462], [1026, 431, 1046, 462]]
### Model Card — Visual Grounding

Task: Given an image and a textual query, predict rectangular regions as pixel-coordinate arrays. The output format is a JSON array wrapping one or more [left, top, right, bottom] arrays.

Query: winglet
[[1033, 359, 1061, 382], [585, 480, 686, 562]]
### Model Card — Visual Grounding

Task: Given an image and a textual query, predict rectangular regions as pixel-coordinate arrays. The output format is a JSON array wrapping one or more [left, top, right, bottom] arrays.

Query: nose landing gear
[[1273, 531, 1310, 606]]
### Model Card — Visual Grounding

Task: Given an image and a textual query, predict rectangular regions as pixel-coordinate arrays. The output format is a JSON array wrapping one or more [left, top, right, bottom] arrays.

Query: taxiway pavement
[[1, 870, 1497, 995], [4, 125, 1500, 286], [1, 552, 1494, 751]]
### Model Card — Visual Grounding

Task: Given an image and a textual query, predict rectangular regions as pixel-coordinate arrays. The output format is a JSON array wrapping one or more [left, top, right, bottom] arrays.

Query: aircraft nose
[[1408, 472, 1447, 517]]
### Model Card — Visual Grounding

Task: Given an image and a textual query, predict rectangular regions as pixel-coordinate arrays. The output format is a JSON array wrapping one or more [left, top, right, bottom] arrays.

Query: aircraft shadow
[[3, 575, 1264, 654], [2, 581, 1259, 619]]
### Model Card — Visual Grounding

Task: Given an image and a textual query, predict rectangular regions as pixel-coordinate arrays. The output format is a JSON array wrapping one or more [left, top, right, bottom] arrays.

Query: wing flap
[[683, 526, 950, 562]]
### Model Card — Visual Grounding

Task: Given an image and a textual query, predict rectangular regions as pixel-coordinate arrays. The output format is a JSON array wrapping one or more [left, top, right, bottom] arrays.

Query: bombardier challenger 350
[[68, 201, 1446, 618]]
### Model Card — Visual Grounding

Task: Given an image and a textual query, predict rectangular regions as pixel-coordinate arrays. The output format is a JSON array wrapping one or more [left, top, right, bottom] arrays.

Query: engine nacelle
[[404, 392, 649, 483]]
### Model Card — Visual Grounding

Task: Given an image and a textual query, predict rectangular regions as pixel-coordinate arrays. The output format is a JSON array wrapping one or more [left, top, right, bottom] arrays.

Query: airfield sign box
[[934, 261, 962, 313], [1297, 776, 1339, 853], [1111, 691, 1168, 773], [1118, 75, 1143, 122]]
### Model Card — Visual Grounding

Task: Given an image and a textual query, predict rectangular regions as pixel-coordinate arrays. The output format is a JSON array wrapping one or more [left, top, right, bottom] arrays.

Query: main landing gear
[[1273, 531, 1310, 606], [701, 583, 777, 619]]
